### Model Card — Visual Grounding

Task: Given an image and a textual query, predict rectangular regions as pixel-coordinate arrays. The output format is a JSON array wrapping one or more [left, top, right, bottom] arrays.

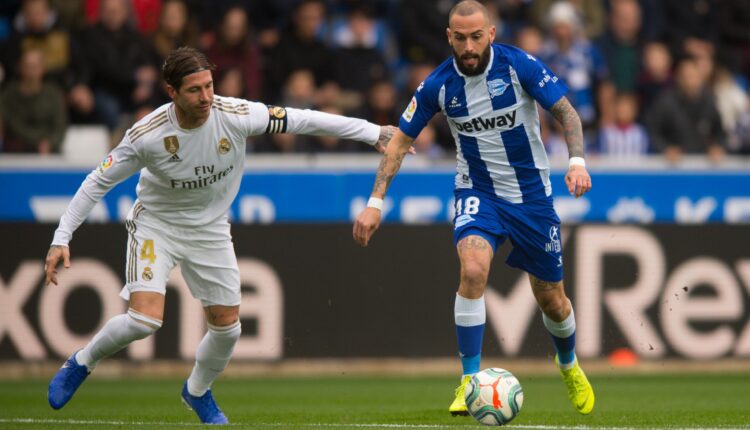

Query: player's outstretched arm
[[45, 245, 70, 286], [549, 97, 592, 198], [353, 129, 414, 247]]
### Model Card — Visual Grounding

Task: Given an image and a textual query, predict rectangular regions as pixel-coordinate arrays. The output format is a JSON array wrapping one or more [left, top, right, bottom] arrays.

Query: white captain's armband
[[265, 105, 288, 134]]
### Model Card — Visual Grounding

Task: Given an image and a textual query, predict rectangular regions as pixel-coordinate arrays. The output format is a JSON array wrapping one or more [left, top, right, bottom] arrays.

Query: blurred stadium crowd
[[0, 0, 749, 162]]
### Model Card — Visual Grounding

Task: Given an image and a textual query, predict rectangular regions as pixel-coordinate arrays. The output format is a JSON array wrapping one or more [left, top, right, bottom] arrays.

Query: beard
[[452, 43, 492, 76]]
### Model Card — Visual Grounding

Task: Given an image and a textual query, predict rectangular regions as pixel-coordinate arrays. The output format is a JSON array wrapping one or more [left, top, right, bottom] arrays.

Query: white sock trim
[[455, 294, 486, 327], [207, 320, 241, 334], [543, 302, 576, 338], [127, 308, 163, 330]]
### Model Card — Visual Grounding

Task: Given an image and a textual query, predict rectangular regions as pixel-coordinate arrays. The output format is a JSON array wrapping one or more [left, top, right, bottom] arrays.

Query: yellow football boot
[[448, 375, 471, 416], [557, 356, 595, 414]]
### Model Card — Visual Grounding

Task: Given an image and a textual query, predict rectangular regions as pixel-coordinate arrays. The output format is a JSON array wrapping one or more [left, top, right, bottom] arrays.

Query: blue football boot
[[48, 351, 91, 409], [181, 381, 229, 424]]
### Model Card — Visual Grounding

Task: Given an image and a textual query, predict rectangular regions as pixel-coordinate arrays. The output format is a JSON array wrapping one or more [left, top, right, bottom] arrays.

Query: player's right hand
[[45, 245, 71, 286], [353, 207, 382, 247]]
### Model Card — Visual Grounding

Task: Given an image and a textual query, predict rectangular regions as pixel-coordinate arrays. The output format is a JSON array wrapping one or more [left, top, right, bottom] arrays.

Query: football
[[464, 368, 524, 426]]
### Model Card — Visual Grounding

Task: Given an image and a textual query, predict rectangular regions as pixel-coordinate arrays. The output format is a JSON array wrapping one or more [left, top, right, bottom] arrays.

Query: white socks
[[542, 304, 576, 338], [454, 294, 486, 326], [187, 321, 242, 397], [76, 309, 162, 370]]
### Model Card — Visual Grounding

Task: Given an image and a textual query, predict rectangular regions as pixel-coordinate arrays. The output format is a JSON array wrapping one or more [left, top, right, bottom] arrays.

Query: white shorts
[[119, 202, 241, 307]]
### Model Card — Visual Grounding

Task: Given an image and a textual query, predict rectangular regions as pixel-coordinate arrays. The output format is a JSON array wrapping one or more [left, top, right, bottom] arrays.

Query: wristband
[[569, 157, 586, 168], [367, 197, 383, 211]]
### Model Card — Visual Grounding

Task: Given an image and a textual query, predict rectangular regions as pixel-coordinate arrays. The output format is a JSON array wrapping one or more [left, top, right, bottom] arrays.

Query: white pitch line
[[1, 419, 749, 430]]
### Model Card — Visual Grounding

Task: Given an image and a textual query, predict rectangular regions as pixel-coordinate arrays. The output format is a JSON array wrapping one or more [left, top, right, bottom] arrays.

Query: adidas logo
[[168, 153, 182, 162]]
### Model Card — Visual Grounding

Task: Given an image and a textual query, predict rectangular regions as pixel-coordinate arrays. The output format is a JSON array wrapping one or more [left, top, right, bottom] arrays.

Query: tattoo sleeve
[[549, 97, 585, 158], [371, 132, 413, 198], [372, 151, 406, 197]]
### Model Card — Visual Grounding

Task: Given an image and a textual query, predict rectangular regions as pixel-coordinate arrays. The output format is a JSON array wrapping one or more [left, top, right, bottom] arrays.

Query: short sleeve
[[399, 78, 441, 139], [506, 46, 569, 111]]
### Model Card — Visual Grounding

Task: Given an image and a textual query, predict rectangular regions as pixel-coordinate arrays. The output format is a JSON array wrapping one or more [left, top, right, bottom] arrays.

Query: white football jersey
[[52, 95, 379, 245]]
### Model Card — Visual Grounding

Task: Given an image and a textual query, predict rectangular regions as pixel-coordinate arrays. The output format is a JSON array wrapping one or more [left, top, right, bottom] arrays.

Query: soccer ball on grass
[[464, 368, 524, 426]]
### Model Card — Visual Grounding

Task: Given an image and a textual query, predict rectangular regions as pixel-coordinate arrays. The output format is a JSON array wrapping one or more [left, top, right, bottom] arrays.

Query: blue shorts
[[452, 188, 563, 282]]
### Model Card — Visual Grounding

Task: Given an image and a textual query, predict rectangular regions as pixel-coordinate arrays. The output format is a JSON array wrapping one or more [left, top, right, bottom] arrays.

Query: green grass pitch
[[1, 373, 749, 429]]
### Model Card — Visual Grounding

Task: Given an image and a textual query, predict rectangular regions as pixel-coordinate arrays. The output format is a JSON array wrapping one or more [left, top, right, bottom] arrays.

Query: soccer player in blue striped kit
[[353, 0, 594, 416]]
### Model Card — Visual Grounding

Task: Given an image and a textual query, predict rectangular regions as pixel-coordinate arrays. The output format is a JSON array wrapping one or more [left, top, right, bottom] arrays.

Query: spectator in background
[[635, 41, 672, 121], [331, 4, 390, 112], [647, 57, 726, 164], [2, 0, 72, 88], [515, 25, 544, 56], [531, 0, 605, 39], [329, 1, 393, 59], [69, 0, 157, 133], [0, 48, 67, 154], [537, 1, 612, 141], [595, 0, 643, 94], [712, 64, 750, 154], [205, 6, 262, 100], [356, 80, 400, 127], [83, 0, 162, 34], [266, 0, 335, 104], [151, 0, 199, 62], [215, 67, 244, 99], [597, 92, 649, 158], [282, 69, 316, 109]]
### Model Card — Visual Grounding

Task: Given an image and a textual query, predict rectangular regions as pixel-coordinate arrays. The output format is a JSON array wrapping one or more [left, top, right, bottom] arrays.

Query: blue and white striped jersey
[[400, 43, 568, 203]]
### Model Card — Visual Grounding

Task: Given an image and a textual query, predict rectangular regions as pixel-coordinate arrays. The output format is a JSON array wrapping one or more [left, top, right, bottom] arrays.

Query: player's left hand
[[353, 207, 382, 247], [565, 165, 592, 198], [375, 126, 416, 155]]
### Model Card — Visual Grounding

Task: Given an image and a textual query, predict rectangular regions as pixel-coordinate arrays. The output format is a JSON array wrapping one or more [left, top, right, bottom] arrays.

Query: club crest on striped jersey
[[487, 78, 509, 98], [163, 136, 179, 154], [218, 137, 231, 154]]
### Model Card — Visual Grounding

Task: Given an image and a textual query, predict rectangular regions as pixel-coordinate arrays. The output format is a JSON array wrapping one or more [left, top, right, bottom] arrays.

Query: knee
[[538, 294, 569, 321], [126, 309, 162, 339], [461, 261, 488, 289]]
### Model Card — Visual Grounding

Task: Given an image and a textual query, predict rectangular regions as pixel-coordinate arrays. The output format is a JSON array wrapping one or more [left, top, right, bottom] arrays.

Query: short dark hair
[[162, 46, 215, 90]]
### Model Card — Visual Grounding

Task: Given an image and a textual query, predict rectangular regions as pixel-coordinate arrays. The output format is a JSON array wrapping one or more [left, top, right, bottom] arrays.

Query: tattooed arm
[[353, 130, 414, 246], [549, 96, 585, 158], [549, 97, 592, 198]]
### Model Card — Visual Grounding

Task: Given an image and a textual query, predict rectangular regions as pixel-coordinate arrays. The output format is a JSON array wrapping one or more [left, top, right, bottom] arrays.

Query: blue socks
[[455, 294, 485, 376], [543, 303, 577, 369]]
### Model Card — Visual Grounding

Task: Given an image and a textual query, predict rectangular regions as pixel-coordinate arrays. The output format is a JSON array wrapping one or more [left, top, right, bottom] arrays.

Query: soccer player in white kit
[[44, 46, 398, 424], [353, 1, 594, 417]]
